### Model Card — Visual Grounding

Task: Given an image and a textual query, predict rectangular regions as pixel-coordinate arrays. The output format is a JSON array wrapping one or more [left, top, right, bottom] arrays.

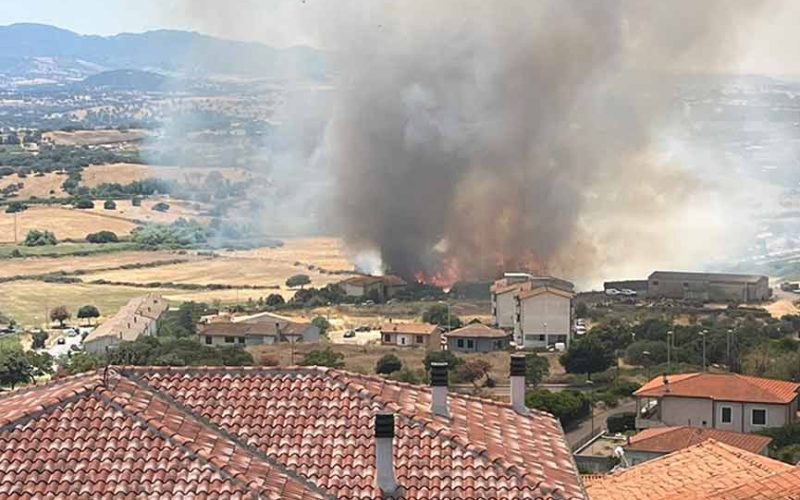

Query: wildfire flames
[[413, 250, 549, 289]]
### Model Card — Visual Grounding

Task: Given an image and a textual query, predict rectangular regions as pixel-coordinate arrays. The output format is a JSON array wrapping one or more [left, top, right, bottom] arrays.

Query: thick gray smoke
[[320, 0, 765, 283]]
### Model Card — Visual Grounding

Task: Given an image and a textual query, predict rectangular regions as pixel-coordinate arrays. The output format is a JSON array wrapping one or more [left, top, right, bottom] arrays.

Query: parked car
[[605, 288, 621, 296], [354, 326, 371, 332], [343, 330, 356, 338], [620, 289, 638, 296], [56, 337, 66, 345]]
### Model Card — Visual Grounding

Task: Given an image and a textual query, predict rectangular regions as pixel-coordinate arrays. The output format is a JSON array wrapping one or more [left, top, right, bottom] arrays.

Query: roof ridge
[[322, 368, 569, 498], [704, 439, 793, 475], [116, 367, 334, 500]]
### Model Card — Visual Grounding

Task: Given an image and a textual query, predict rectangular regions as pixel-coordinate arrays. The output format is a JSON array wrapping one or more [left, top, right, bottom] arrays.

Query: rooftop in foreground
[[0, 365, 585, 499]]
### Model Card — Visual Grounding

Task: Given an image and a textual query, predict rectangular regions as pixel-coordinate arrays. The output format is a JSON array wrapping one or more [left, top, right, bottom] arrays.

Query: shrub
[[103, 199, 117, 210], [31, 330, 49, 350], [606, 412, 636, 433], [454, 359, 492, 386], [311, 316, 331, 335], [74, 198, 94, 209], [5, 201, 27, 213], [376, 354, 403, 374], [152, 201, 170, 212], [300, 347, 344, 368], [423, 350, 463, 373], [24, 229, 57, 246], [265, 293, 285, 307], [132, 196, 142, 207], [525, 389, 591, 428], [422, 303, 462, 330], [86, 230, 119, 243], [387, 368, 423, 384], [286, 274, 311, 288]]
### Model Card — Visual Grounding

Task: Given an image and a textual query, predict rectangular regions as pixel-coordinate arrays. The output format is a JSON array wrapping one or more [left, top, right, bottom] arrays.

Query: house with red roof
[[635, 372, 800, 433], [0, 356, 586, 499], [623, 426, 773, 465], [444, 323, 509, 352], [379, 321, 441, 349]]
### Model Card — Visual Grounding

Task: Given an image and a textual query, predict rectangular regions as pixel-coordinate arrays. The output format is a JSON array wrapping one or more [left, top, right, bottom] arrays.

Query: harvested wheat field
[[0, 280, 180, 327], [0, 250, 202, 280], [85, 254, 352, 293], [86, 197, 208, 224], [228, 237, 356, 272], [81, 163, 253, 188], [0, 206, 139, 243], [0, 172, 67, 199], [43, 129, 147, 146]]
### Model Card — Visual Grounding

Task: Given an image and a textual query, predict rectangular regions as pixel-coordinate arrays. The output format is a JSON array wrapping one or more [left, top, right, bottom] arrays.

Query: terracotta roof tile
[[636, 373, 800, 404], [445, 323, 508, 339], [0, 366, 585, 499], [586, 439, 792, 500], [625, 426, 773, 455], [712, 465, 800, 499]]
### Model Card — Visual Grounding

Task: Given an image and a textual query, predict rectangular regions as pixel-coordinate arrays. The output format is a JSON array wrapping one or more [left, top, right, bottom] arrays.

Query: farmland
[[0, 206, 139, 243], [42, 129, 148, 146], [81, 163, 253, 188], [0, 171, 67, 198]]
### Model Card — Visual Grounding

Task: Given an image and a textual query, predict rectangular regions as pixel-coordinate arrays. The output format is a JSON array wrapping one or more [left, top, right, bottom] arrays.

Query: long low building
[[83, 294, 168, 355], [200, 312, 319, 347], [647, 271, 770, 302]]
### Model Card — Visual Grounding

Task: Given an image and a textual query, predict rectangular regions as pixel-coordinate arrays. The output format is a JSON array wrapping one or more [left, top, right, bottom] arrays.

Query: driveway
[[565, 398, 637, 448], [45, 333, 83, 359]]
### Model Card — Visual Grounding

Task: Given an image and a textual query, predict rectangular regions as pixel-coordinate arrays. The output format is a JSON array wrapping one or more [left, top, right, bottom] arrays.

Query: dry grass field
[[229, 238, 356, 272], [0, 206, 139, 243], [42, 129, 147, 146], [0, 250, 199, 280], [81, 163, 252, 188], [0, 172, 67, 199], [86, 197, 208, 224]]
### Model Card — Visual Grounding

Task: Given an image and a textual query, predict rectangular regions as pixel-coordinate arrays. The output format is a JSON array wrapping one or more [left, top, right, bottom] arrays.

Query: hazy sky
[[4, 0, 800, 75]]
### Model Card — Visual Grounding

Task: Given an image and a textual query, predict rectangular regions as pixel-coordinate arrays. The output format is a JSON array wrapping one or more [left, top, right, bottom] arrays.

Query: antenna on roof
[[103, 344, 120, 387]]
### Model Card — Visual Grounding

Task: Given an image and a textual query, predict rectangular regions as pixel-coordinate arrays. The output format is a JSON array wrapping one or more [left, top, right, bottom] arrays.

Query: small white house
[[514, 286, 573, 349]]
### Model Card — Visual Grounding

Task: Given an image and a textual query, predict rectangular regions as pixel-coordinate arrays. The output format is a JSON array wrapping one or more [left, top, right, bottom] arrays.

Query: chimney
[[662, 373, 670, 393], [510, 354, 528, 415], [374, 413, 398, 495], [429, 362, 449, 418]]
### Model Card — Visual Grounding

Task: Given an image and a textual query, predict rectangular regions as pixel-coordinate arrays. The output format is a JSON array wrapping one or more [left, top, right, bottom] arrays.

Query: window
[[652, 280, 659, 286], [383, 334, 391, 342], [400, 337, 406, 345], [204, 336, 212, 345], [720, 406, 732, 424], [466, 339, 474, 349], [537, 335, 546, 341], [416, 335, 424, 344], [224, 336, 234, 343], [238, 337, 246, 344], [751, 408, 767, 426], [683, 282, 689, 288], [457, 339, 464, 348]]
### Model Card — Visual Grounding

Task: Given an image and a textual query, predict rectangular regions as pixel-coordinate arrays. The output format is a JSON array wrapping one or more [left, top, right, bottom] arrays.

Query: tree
[[23, 229, 57, 246], [574, 302, 589, 319], [86, 230, 119, 243], [286, 274, 311, 289], [300, 347, 344, 368], [423, 350, 463, 372], [77, 305, 100, 325], [103, 199, 117, 210], [50, 305, 71, 328], [590, 320, 633, 351], [265, 293, 285, 307], [624, 340, 667, 366], [525, 389, 591, 428], [152, 202, 170, 212], [0, 349, 33, 389], [524, 352, 550, 386], [454, 359, 492, 387], [131, 196, 142, 207], [376, 353, 403, 374], [5, 201, 27, 213], [422, 303, 463, 330], [31, 330, 48, 350], [74, 198, 94, 209], [311, 316, 331, 335], [560, 337, 614, 380]]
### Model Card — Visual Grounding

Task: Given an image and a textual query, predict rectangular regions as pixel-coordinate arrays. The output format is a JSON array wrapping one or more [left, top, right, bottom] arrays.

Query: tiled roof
[[380, 322, 440, 336], [83, 294, 168, 344], [445, 323, 508, 339], [0, 366, 585, 499], [712, 465, 800, 499], [517, 286, 574, 301], [625, 426, 772, 455], [586, 439, 792, 500], [340, 275, 406, 287], [635, 373, 800, 404]]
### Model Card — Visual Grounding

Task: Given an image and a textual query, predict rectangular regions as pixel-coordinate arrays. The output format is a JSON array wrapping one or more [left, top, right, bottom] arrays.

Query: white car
[[620, 289, 638, 296], [605, 288, 621, 296]]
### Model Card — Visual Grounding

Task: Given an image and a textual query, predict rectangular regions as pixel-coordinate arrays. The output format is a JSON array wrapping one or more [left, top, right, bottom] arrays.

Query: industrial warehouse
[[605, 271, 771, 303]]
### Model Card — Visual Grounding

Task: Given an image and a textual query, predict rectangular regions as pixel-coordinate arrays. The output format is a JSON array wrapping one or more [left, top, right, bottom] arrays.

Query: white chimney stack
[[510, 354, 528, 415], [374, 413, 399, 495], [429, 362, 449, 418]]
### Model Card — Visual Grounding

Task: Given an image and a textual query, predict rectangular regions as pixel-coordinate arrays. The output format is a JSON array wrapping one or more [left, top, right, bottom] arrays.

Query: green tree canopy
[[31, 330, 48, 350], [265, 293, 285, 307], [103, 199, 117, 210], [24, 229, 57, 246], [524, 352, 550, 386], [49, 305, 70, 328], [77, 305, 100, 324], [311, 316, 331, 335], [286, 274, 311, 289], [422, 303, 462, 330], [86, 230, 118, 243], [423, 350, 463, 373], [560, 337, 615, 380], [300, 347, 344, 368], [376, 353, 403, 375]]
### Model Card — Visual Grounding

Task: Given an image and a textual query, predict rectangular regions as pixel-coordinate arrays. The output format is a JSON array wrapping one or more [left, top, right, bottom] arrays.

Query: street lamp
[[699, 330, 708, 372], [642, 350, 651, 380], [666, 330, 674, 373], [438, 300, 451, 332], [726, 329, 734, 372]]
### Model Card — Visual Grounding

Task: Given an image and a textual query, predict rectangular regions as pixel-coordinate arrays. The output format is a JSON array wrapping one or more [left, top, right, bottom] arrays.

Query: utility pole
[[13, 211, 18, 245], [700, 330, 708, 372], [727, 329, 733, 372], [667, 330, 673, 373]]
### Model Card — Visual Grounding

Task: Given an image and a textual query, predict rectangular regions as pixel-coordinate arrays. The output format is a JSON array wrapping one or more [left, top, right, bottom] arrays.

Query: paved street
[[565, 398, 637, 448]]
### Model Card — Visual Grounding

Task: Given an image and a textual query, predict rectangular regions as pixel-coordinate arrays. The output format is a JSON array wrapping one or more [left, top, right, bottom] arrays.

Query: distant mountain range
[[0, 23, 327, 85]]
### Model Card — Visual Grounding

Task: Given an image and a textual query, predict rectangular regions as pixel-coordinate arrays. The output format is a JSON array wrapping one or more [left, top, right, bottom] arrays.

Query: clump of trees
[[31, 330, 49, 349], [560, 336, 615, 380], [422, 303, 462, 330], [24, 229, 57, 246], [300, 347, 344, 368], [265, 293, 285, 307], [103, 199, 116, 210], [130, 219, 208, 248], [158, 302, 208, 338], [0, 348, 53, 389], [526, 389, 591, 428], [77, 305, 100, 325], [86, 230, 119, 243], [285, 274, 311, 289], [311, 316, 330, 335], [152, 201, 170, 212], [5, 201, 27, 213], [74, 198, 94, 209], [376, 353, 403, 375], [524, 352, 550, 386], [50, 305, 71, 328]]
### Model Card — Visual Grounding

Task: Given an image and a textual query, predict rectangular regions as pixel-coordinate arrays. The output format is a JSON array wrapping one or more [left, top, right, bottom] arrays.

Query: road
[[45, 333, 83, 359], [565, 398, 637, 448]]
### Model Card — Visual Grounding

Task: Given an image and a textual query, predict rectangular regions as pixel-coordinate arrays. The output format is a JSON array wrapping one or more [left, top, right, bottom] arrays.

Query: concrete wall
[[342, 283, 366, 297], [84, 335, 120, 355], [494, 290, 517, 329], [202, 334, 276, 347], [624, 450, 663, 466], [447, 337, 507, 353], [517, 292, 571, 348], [660, 397, 714, 427], [660, 397, 794, 432], [648, 276, 770, 303], [381, 331, 440, 350]]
